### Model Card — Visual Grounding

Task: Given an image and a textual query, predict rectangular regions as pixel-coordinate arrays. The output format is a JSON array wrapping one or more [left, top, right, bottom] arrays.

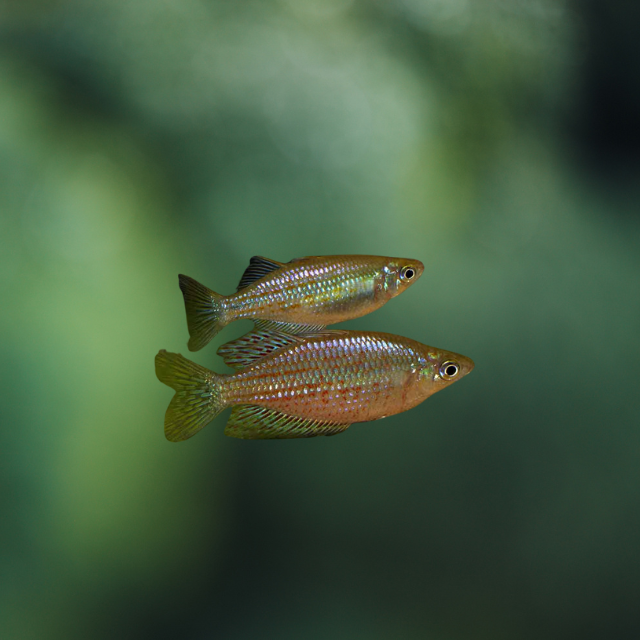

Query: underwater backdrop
[[1, 1, 639, 638]]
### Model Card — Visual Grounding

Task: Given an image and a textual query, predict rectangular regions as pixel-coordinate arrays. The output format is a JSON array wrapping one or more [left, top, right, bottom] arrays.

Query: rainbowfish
[[179, 255, 424, 351], [155, 329, 473, 441]]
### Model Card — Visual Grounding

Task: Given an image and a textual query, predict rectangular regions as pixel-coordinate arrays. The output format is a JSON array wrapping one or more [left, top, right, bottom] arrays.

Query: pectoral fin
[[224, 404, 350, 439]]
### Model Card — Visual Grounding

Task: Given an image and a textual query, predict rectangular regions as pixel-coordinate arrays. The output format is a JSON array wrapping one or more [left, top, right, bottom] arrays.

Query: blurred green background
[[1, 1, 639, 638]]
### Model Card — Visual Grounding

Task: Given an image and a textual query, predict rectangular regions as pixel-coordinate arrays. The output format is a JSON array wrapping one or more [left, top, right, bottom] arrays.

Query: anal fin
[[224, 404, 350, 439], [253, 319, 326, 335]]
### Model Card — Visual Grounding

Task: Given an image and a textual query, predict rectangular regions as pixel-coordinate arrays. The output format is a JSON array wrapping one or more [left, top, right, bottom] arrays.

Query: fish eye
[[400, 266, 416, 282], [440, 361, 459, 380]]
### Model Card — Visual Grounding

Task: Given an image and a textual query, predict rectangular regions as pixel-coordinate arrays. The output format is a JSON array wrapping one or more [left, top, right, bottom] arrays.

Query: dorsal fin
[[236, 256, 285, 291], [224, 404, 350, 439], [217, 329, 301, 369]]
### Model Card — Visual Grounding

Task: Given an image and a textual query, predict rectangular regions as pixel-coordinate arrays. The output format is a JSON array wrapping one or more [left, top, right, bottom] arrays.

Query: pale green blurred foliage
[[0, 53, 228, 639], [1, 1, 639, 639]]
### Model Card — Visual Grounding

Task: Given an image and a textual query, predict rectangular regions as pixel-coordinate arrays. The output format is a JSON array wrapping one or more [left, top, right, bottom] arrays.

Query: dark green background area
[[1, 2, 639, 638]]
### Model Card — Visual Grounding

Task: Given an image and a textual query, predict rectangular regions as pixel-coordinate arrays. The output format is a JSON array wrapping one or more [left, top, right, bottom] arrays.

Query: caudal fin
[[155, 350, 226, 442], [178, 274, 226, 351]]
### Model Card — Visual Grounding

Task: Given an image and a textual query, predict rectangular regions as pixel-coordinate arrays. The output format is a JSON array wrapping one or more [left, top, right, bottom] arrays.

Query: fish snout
[[456, 354, 475, 378], [412, 260, 425, 282]]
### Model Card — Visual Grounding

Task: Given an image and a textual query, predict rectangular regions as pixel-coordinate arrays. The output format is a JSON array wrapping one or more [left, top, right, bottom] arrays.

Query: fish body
[[155, 330, 473, 441], [179, 255, 423, 350], [221, 331, 471, 423]]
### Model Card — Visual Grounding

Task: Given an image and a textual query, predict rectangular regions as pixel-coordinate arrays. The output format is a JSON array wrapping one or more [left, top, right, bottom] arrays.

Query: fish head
[[419, 347, 474, 395], [378, 258, 425, 299]]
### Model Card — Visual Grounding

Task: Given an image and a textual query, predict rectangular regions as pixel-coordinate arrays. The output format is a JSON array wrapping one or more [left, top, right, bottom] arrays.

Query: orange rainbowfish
[[179, 255, 423, 350], [155, 329, 473, 441]]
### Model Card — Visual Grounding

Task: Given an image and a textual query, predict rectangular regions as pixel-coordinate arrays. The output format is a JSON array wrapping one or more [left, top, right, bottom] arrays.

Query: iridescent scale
[[225, 257, 383, 324], [222, 332, 433, 424]]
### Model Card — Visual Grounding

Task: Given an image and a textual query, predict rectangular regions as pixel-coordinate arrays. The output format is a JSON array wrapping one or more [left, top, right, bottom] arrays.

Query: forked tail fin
[[155, 350, 226, 442], [178, 274, 226, 351]]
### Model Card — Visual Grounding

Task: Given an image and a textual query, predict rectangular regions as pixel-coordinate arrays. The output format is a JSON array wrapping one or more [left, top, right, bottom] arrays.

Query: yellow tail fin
[[155, 350, 225, 441]]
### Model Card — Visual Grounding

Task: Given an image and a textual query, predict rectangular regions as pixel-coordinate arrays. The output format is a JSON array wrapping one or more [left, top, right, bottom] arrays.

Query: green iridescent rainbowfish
[[179, 255, 424, 351], [155, 329, 473, 441]]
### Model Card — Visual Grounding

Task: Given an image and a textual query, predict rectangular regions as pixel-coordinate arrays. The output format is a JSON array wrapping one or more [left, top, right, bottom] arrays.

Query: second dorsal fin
[[236, 256, 285, 290], [218, 326, 343, 369], [217, 329, 302, 369]]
